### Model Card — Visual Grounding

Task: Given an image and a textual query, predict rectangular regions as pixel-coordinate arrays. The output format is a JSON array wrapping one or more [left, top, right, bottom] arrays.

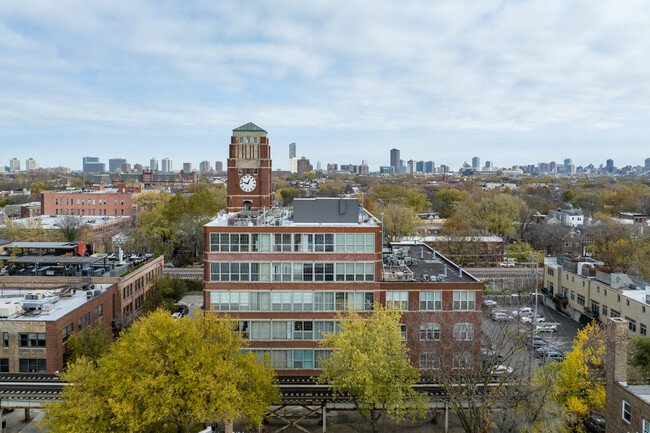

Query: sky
[[1, 0, 649, 171]]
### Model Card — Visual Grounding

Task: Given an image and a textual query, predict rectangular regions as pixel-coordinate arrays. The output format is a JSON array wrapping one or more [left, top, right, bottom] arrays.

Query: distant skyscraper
[[484, 161, 493, 171], [182, 162, 192, 173], [327, 163, 338, 173], [416, 161, 424, 172], [472, 156, 480, 171], [289, 143, 296, 159], [297, 157, 310, 177], [200, 160, 211, 173], [316, 161, 322, 171], [407, 160, 415, 174], [161, 158, 172, 173], [215, 161, 223, 174], [424, 161, 435, 173], [390, 149, 400, 173], [150, 158, 159, 171], [645, 158, 650, 172], [549, 161, 557, 173], [109, 158, 127, 172], [9, 158, 20, 172], [121, 163, 132, 173], [606, 159, 614, 173], [82, 156, 105, 173], [25, 158, 39, 171]]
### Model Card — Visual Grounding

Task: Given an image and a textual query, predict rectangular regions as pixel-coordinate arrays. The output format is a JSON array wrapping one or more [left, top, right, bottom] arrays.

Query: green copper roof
[[233, 122, 267, 133]]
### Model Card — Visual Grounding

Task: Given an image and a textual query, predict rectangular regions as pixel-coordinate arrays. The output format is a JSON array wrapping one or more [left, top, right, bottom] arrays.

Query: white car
[[536, 323, 558, 333], [483, 300, 498, 308], [521, 316, 546, 324], [490, 365, 514, 375], [171, 312, 182, 320]]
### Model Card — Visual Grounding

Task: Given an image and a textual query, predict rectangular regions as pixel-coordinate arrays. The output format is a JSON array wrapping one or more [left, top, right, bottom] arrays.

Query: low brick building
[[41, 190, 135, 217], [605, 317, 650, 433]]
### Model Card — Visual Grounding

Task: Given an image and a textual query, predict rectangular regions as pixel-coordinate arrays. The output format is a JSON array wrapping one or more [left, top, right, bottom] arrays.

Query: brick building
[[203, 125, 483, 376], [605, 317, 650, 433], [41, 190, 135, 217], [0, 250, 163, 373]]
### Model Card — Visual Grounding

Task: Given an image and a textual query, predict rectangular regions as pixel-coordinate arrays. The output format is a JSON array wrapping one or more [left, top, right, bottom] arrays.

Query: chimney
[[606, 317, 628, 390]]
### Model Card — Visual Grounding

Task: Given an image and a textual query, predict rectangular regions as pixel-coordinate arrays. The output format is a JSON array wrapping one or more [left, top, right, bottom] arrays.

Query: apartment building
[[547, 209, 584, 227], [41, 190, 135, 217], [543, 254, 650, 337]]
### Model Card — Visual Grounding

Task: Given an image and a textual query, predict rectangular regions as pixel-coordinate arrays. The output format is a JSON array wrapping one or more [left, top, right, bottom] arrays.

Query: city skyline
[[1, 2, 650, 170]]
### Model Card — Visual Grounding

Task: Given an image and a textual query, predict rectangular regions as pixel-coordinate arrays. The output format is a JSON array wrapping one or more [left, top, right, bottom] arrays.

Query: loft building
[[203, 125, 483, 376]]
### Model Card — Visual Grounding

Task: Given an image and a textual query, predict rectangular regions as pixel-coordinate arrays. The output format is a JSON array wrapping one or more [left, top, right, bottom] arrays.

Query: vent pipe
[[458, 266, 463, 278], [420, 248, 424, 259], [443, 265, 447, 278], [432, 248, 436, 259]]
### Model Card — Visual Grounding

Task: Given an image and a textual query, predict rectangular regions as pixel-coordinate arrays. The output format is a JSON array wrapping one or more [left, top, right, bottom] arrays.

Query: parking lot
[[482, 297, 582, 371]]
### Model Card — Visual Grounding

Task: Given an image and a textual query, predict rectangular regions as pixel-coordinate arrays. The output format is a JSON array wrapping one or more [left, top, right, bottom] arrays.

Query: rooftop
[[233, 122, 267, 133], [0, 284, 113, 322], [3, 215, 130, 230], [622, 384, 650, 405], [205, 198, 380, 228], [383, 241, 479, 283]]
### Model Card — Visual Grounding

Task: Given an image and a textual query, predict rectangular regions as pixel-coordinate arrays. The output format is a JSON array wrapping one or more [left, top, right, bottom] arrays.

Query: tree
[[64, 322, 114, 366], [630, 336, 650, 382], [380, 203, 422, 241], [318, 306, 426, 433], [434, 188, 470, 218], [453, 192, 529, 239], [58, 215, 87, 242], [41, 310, 280, 433], [142, 276, 200, 313], [542, 322, 605, 431], [30, 181, 50, 195]]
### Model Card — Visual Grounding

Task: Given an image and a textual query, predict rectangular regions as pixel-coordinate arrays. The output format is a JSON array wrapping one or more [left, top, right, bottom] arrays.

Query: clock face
[[239, 175, 257, 192]]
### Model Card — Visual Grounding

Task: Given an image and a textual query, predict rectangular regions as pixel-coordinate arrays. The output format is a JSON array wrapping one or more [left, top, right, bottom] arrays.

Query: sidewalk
[[2, 409, 43, 433]]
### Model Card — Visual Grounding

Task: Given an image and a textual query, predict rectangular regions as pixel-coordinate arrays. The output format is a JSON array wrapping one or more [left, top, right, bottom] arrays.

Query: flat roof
[[9, 256, 105, 265], [624, 384, 650, 405], [5, 216, 131, 230], [10, 242, 78, 250], [0, 284, 113, 322]]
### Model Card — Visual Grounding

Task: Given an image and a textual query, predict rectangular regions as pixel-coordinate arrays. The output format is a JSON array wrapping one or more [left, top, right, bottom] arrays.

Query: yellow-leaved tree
[[532, 321, 606, 432], [40, 310, 279, 433], [317, 306, 426, 433]]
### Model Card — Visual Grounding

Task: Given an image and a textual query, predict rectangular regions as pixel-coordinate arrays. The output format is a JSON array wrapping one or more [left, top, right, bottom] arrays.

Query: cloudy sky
[[1, 0, 649, 171]]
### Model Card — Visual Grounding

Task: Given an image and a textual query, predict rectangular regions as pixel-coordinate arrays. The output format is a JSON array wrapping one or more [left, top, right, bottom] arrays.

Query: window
[[420, 291, 442, 311], [211, 291, 373, 312], [547, 268, 554, 276], [62, 324, 73, 343], [570, 291, 575, 301], [293, 350, 313, 368], [314, 350, 332, 369], [94, 304, 104, 320], [0, 358, 8, 372], [420, 323, 440, 341], [622, 400, 631, 424], [19, 333, 46, 348], [611, 309, 620, 318], [453, 291, 476, 311], [2, 332, 7, 348], [78, 312, 91, 331], [641, 324, 647, 336], [273, 234, 292, 252], [419, 352, 441, 370], [577, 295, 585, 306], [19, 358, 46, 373], [314, 321, 336, 340], [591, 301, 600, 315], [603, 305, 608, 316], [643, 419, 650, 433], [387, 292, 408, 310], [453, 323, 475, 341], [399, 324, 407, 340], [293, 321, 313, 340], [627, 318, 637, 333], [453, 352, 473, 369]]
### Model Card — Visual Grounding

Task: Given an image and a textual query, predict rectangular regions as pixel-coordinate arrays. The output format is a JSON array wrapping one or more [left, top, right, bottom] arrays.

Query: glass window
[[314, 321, 336, 340], [622, 400, 631, 423], [453, 352, 473, 369], [420, 291, 442, 310], [419, 352, 441, 370], [387, 291, 408, 310], [294, 321, 313, 340], [19, 333, 46, 348], [19, 358, 46, 373], [62, 324, 74, 343], [399, 324, 407, 340], [453, 291, 476, 311], [453, 323, 475, 341], [0, 358, 8, 372], [315, 350, 332, 369], [251, 322, 271, 340], [420, 323, 441, 341], [2, 332, 8, 348]]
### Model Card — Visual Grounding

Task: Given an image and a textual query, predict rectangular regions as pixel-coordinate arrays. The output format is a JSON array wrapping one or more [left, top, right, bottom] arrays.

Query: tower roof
[[233, 122, 267, 133]]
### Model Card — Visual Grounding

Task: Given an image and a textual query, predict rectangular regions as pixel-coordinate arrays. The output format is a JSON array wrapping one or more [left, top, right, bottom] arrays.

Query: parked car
[[535, 346, 557, 358], [583, 416, 605, 433], [176, 305, 190, 317], [483, 299, 498, 308], [542, 351, 565, 362], [492, 311, 512, 322], [536, 323, 559, 333], [521, 316, 546, 324], [490, 364, 514, 375], [532, 340, 555, 351], [171, 312, 182, 320]]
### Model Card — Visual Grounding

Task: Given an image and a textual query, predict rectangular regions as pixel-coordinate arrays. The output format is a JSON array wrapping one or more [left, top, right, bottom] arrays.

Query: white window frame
[[622, 400, 631, 424]]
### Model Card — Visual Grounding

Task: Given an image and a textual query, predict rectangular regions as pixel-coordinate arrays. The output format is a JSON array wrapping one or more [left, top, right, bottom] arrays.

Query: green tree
[[380, 203, 422, 241], [434, 188, 469, 218], [142, 277, 198, 313], [630, 336, 650, 382], [64, 322, 114, 366], [562, 190, 575, 203], [58, 215, 87, 242], [318, 306, 426, 433], [41, 310, 279, 433], [453, 191, 528, 239], [405, 189, 431, 212]]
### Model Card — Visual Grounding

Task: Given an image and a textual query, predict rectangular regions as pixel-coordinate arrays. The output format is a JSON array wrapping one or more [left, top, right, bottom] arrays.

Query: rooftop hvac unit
[[86, 291, 93, 300], [0, 302, 22, 318]]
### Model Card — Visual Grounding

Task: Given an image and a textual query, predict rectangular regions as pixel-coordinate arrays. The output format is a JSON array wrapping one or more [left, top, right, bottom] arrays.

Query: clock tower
[[227, 122, 273, 213]]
